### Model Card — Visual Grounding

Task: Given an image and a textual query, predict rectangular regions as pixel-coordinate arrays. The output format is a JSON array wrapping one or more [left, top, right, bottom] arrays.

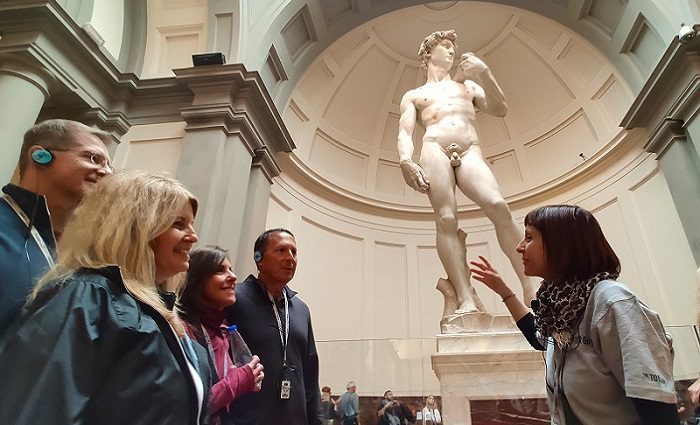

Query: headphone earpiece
[[31, 148, 53, 165], [253, 251, 263, 263]]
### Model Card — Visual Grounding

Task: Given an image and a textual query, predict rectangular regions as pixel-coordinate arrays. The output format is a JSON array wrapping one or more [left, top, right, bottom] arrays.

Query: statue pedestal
[[431, 313, 546, 425]]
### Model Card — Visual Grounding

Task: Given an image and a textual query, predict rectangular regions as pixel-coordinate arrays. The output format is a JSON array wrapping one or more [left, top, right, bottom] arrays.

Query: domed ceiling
[[281, 1, 633, 212]]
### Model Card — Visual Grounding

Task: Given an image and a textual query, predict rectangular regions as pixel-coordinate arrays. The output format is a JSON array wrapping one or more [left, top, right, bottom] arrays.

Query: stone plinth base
[[441, 311, 516, 334], [431, 315, 546, 425]]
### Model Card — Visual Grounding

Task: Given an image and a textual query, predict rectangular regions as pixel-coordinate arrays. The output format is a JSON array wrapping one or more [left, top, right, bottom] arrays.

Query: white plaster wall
[[113, 121, 187, 176]]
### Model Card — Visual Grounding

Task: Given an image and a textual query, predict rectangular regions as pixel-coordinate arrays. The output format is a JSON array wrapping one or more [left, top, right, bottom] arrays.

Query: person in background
[[378, 390, 414, 425], [0, 118, 112, 339], [321, 386, 338, 425], [0, 170, 208, 425], [179, 246, 265, 424], [337, 381, 360, 425], [416, 395, 441, 425], [470, 204, 679, 425], [226, 228, 323, 425]]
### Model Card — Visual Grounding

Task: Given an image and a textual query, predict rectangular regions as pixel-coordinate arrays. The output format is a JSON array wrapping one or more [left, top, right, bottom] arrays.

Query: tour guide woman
[[0, 170, 209, 425], [470, 204, 678, 424]]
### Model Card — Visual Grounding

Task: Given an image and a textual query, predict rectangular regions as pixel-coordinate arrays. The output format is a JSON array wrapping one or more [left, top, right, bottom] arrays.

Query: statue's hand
[[456, 52, 488, 80], [400, 159, 430, 193]]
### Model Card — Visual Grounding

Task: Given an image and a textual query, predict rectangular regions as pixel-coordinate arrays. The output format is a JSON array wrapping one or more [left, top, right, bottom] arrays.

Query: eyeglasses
[[51, 148, 114, 173]]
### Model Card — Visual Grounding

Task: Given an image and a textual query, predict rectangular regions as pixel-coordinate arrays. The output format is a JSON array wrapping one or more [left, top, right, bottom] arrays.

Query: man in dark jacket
[[0, 119, 112, 339], [378, 390, 414, 425], [227, 228, 323, 425]]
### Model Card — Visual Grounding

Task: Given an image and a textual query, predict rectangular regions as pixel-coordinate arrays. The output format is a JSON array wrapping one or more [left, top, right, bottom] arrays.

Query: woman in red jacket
[[180, 246, 265, 425]]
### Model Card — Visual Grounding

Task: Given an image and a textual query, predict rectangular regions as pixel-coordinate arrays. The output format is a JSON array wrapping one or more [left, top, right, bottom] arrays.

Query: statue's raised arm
[[454, 52, 508, 117]]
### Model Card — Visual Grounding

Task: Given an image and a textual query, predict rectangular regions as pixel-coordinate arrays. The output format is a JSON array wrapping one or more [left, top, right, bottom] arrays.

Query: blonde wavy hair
[[32, 169, 199, 336]]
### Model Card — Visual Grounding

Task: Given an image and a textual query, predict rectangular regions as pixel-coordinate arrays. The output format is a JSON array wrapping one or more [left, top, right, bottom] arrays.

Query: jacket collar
[[89, 265, 126, 285], [158, 289, 177, 310], [86, 266, 178, 311], [247, 274, 298, 303], [2, 183, 55, 249], [199, 307, 226, 329]]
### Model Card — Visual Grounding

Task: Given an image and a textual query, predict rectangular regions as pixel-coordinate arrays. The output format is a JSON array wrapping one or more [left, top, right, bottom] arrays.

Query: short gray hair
[[18, 119, 112, 177]]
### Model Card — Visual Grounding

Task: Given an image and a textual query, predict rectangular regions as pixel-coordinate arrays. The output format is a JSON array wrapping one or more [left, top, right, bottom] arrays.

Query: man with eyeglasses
[[0, 119, 113, 340]]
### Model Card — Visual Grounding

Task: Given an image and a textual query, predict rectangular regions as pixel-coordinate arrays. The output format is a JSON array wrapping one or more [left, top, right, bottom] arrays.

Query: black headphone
[[254, 251, 263, 263], [31, 148, 54, 165]]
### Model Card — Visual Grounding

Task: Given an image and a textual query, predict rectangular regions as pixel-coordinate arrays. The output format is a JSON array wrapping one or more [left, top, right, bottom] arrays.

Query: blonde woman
[[0, 170, 208, 425], [416, 395, 441, 424]]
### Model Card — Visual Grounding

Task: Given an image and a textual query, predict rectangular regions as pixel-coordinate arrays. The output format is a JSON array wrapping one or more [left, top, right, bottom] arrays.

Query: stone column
[[0, 60, 55, 183], [174, 64, 294, 267], [646, 119, 700, 263], [177, 104, 254, 263], [235, 147, 280, 275]]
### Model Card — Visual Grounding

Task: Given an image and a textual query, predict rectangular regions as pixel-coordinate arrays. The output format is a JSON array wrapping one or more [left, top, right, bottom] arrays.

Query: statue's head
[[418, 30, 458, 69]]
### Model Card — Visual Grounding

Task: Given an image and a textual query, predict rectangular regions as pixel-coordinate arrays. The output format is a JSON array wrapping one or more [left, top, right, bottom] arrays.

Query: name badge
[[280, 379, 291, 399]]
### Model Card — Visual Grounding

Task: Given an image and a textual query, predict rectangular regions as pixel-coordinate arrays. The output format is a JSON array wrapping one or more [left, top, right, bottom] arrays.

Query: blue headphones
[[31, 148, 54, 165], [253, 251, 263, 263]]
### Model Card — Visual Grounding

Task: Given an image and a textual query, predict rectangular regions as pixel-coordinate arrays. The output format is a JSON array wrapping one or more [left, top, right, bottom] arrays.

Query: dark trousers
[[342, 415, 358, 425]]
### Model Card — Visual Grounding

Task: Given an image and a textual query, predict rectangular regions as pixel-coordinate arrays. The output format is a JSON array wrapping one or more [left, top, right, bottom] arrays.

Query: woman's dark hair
[[179, 246, 229, 322], [524, 205, 620, 281], [321, 386, 331, 393]]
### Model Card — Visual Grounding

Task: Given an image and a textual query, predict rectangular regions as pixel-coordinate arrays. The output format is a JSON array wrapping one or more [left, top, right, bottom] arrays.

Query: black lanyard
[[268, 290, 289, 366]]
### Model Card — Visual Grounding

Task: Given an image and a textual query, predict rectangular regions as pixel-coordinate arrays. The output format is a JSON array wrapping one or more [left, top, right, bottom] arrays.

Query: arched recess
[[117, 0, 148, 75], [56, 0, 94, 24]]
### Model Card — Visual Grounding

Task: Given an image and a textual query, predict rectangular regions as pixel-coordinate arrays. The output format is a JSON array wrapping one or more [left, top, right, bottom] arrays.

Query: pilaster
[[235, 148, 280, 274], [621, 28, 700, 265], [174, 64, 294, 266]]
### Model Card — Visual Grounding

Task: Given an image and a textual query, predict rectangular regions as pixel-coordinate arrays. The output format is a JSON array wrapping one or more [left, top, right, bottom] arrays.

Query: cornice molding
[[179, 104, 259, 157], [0, 1, 294, 162], [252, 147, 282, 182], [0, 2, 132, 102], [645, 118, 687, 157], [82, 107, 131, 142], [621, 29, 700, 130], [175, 64, 295, 155]]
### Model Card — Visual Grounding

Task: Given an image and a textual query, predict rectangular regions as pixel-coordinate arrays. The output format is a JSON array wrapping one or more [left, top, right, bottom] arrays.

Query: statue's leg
[[421, 145, 481, 313], [456, 147, 538, 303]]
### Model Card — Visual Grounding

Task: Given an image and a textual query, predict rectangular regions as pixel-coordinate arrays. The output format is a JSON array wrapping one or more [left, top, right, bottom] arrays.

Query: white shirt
[[416, 406, 441, 424]]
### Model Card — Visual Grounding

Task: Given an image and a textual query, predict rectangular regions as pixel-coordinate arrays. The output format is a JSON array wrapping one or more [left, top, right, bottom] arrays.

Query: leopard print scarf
[[533, 270, 619, 349]]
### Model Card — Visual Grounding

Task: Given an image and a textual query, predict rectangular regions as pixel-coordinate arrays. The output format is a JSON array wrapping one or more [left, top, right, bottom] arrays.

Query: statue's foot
[[454, 300, 480, 314], [453, 287, 487, 314]]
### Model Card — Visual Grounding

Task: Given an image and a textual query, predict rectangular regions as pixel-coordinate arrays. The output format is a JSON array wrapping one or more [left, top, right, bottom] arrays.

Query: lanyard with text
[[2, 194, 55, 267], [268, 289, 290, 367], [199, 324, 229, 379]]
